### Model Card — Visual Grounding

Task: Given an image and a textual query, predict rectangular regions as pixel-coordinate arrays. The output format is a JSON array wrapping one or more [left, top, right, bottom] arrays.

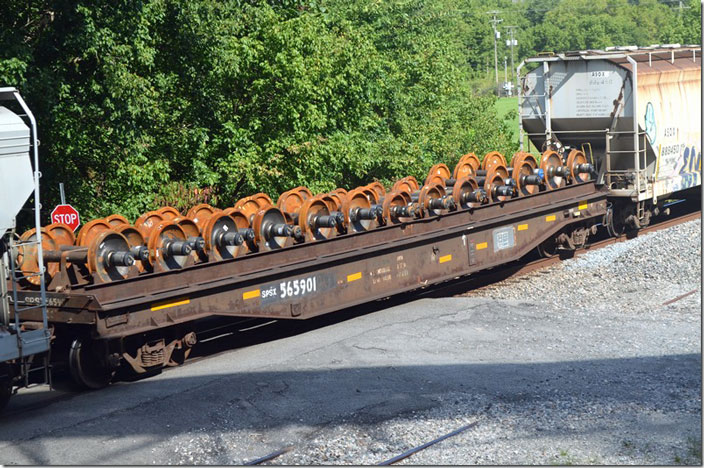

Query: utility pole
[[487, 11, 503, 96], [505, 26, 517, 85]]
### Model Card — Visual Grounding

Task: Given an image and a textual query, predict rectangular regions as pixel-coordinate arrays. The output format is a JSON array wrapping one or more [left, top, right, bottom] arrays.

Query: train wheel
[[115, 225, 150, 273], [16, 228, 59, 287], [186, 204, 218, 230], [104, 214, 130, 228], [252, 207, 294, 251], [566, 149, 591, 183], [157, 206, 181, 220], [235, 195, 270, 224], [318, 193, 339, 213], [482, 151, 507, 172], [540, 150, 567, 189], [454, 153, 481, 179], [365, 182, 386, 201], [418, 182, 449, 217], [512, 152, 540, 197], [87, 230, 139, 283], [483, 166, 512, 203], [453, 160, 476, 180], [76, 219, 111, 247], [452, 176, 486, 209], [342, 188, 376, 232], [360, 186, 380, 205], [147, 222, 192, 271], [327, 190, 347, 212], [298, 196, 338, 241], [605, 202, 629, 237], [135, 211, 165, 239], [382, 191, 413, 224], [392, 176, 420, 193], [276, 188, 308, 216], [68, 338, 113, 390], [424, 163, 452, 186], [537, 236, 559, 258]]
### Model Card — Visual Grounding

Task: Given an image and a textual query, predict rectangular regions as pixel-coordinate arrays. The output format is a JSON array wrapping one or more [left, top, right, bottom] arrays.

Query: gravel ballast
[[164, 219, 701, 466]]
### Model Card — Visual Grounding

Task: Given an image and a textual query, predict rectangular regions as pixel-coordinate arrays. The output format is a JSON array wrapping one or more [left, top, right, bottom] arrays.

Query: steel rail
[[377, 421, 480, 465], [662, 288, 699, 306], [244, 446, 294, 465]]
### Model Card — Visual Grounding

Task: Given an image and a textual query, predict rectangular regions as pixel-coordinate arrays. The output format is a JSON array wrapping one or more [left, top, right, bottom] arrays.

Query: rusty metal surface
[[14, 182, 607, 339]]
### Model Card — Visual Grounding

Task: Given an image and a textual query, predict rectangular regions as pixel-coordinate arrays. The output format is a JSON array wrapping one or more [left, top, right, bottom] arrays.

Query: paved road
[[0, 290, 699, 464]]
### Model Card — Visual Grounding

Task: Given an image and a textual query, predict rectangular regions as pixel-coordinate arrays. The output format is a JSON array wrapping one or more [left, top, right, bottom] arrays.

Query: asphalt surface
[[0, 221, 700, 465]]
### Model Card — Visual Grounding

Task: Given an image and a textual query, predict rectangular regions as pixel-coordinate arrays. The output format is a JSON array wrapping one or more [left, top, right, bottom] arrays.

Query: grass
[[495, 96, 519, 130], [674, 437, 702, 465], [495, 96, 540, 156], [548, 448, 601, 465]]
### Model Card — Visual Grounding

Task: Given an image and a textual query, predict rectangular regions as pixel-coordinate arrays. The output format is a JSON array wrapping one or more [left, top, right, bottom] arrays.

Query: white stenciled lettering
[[261, 287, 278, 299], [279, 275, 318, 299]]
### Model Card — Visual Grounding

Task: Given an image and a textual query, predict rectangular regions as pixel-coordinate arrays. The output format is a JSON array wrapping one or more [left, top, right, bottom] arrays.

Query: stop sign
[[51, 204, 81, 232]]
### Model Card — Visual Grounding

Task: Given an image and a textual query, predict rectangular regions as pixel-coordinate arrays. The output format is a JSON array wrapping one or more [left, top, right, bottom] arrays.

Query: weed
[[673, 436, 702, 465]]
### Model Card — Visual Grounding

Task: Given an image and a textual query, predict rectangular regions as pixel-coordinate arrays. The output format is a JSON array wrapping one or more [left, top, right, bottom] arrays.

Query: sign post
[[50, 204, 80, 232]]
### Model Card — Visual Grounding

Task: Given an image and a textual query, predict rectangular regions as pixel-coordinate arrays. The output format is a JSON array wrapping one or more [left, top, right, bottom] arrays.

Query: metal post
[[506, 26, 517, 86], [605, 130, 611, 187], [543, 61, 552, 145], [488, 11, 503, 96], [517, 61, 525, 151], [13, 90, 49, 335], [494, 33, 499, 95], [59, 183, 66, 205], [626, 56, 640, 199], [0, 255, 9, 326]]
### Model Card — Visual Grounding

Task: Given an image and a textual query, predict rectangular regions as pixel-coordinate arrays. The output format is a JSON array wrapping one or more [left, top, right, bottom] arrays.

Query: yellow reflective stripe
[[517, 224, 528, 231], [347, 272, 362, 282], [476, 242, 488, 250], [439, 254, 452, 264], [578, 202, 588, 210], [151, 297, 190, 312], [545, 215, 556, 222], [242, 289, 261, 300]]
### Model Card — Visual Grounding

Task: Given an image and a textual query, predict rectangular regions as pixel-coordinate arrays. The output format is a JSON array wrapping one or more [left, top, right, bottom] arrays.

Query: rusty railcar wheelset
[[15, 146, 594, 287]]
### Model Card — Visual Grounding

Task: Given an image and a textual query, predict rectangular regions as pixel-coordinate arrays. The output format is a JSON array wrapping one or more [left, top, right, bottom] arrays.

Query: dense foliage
[[1, 0, 700, 222]]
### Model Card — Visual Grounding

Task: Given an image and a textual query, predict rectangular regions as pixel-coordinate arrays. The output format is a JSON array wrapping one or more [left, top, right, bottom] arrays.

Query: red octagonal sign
[[51, 204, 81, 232]]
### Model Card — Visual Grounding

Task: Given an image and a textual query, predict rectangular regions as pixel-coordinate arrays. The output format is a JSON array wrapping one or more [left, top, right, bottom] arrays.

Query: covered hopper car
[[519, 44, 701, 232]]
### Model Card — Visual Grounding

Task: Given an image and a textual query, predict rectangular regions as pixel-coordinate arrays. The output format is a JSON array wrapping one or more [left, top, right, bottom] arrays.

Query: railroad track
[[243, 420, 482, 465]]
